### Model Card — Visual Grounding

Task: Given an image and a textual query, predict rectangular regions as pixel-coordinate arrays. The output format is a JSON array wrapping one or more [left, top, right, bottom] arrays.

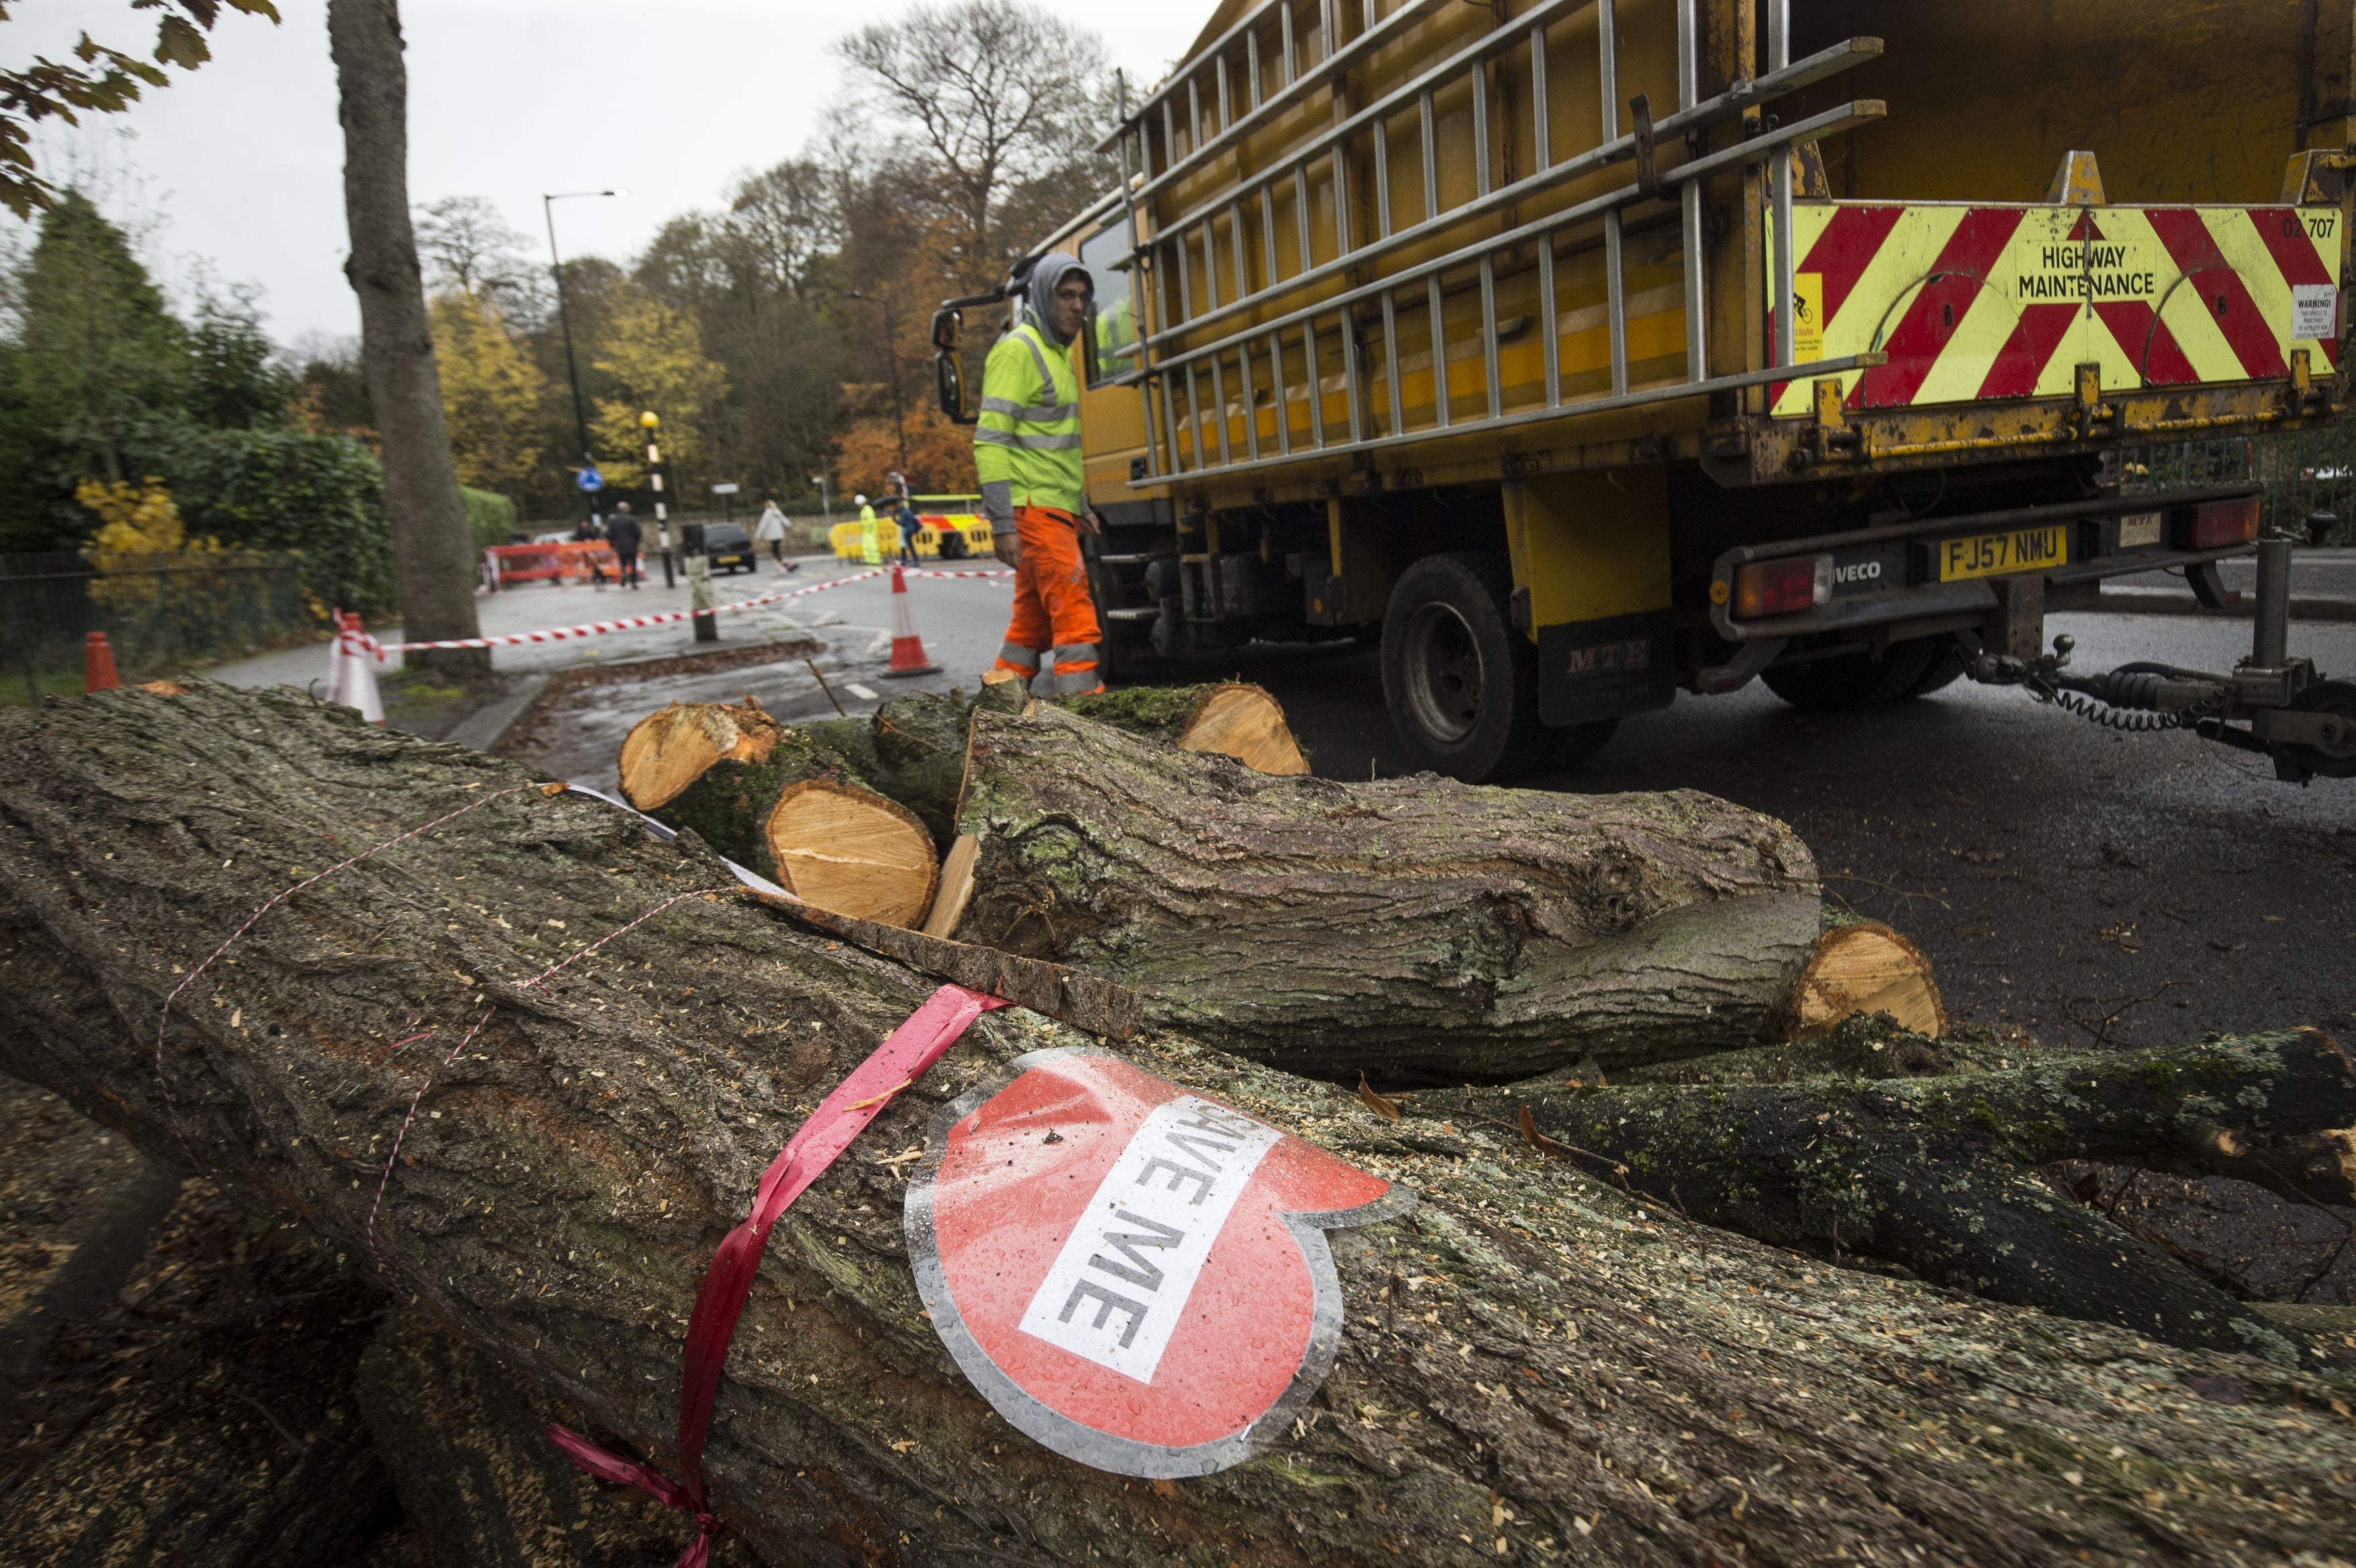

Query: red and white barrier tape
[[356, 567, 1015, 655]]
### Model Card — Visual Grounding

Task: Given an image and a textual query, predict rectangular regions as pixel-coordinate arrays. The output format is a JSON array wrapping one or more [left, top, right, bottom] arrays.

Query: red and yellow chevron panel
[[1768, 201, 2342, 418]]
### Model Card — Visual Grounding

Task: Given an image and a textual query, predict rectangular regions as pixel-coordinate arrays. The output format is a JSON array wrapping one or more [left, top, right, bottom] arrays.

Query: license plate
[[1937, 524, 2069, 582]]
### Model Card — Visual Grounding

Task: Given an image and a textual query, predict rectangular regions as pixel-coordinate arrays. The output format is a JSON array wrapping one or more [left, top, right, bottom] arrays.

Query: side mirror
[[930, 307, 961, 353], [935, 351, 972, 425]]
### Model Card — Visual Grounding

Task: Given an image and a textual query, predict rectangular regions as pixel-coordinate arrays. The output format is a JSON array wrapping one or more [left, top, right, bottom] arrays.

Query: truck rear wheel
[[1381, 553, 1547, 782], [1761, 639, 1949, 711]]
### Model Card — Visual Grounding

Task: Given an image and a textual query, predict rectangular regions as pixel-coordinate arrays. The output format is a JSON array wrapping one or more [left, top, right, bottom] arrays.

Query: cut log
[[763, 779, 938, 927], [920, 832, 980, 939], [1065, 682, 1309, 774], [5, 684, 2353, 1567], [951, 702, 1825, 1081], [618, 698, 784, 812], [629, 685, 1307, 869], [1780, 919, 1945, 1040]]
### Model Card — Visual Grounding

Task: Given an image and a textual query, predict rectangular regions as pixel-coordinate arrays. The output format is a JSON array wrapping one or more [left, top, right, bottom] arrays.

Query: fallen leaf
[[1518, 1105, 1570, 1161], [2207, 938, 2246, 953], [1356, 1074, 1402, 1120]]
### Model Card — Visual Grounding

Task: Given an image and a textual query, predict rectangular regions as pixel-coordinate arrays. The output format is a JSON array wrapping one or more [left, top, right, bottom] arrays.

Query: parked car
[[704, 522, 757, 574]]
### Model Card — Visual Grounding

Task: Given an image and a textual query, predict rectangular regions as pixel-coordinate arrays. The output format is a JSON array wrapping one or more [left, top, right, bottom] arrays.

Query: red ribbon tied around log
[[547, 983, 1008, 1565]]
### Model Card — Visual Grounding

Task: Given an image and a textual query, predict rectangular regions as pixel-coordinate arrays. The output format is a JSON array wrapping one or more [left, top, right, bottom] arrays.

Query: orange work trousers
[[992, 506, 1103, 696]]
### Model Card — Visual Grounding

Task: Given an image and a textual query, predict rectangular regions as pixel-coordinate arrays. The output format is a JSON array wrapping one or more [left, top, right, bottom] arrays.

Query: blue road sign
[[576, 466, 604, 493]]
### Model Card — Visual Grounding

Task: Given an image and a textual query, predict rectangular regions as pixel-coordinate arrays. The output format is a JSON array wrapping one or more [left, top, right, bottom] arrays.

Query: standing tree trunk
[[328, 0, 487, 677]]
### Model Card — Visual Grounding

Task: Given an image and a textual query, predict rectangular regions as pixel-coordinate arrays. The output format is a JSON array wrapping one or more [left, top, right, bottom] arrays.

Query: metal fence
[[0, 550, 312, 704], [2106, 431, 2352, 545]]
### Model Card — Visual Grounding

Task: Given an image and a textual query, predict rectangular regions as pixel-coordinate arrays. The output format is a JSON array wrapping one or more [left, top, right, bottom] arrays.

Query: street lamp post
[[810, 473, 832, 529], [543, 188, 623, 529], [842, 289, 911, 478]]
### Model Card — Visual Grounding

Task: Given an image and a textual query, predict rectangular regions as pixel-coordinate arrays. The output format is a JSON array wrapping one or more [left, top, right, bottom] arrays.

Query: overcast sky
[[3, 0, 1206, 348]]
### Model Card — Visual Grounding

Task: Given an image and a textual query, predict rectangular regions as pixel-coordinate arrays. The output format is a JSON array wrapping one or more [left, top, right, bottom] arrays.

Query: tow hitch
[[1974, 522, 2356, 784]]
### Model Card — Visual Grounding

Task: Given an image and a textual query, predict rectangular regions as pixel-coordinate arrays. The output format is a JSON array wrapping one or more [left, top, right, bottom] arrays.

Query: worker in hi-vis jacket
[[977, 253, 1103, 697]]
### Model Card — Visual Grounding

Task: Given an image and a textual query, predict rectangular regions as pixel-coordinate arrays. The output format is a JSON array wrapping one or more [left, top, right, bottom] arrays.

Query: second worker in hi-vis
[[979, 254, 1105, 698]]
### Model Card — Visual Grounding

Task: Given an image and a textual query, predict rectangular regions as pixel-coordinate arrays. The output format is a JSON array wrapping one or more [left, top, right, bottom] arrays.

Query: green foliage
[[15, 191, 189, 485], [0, 0, 283, 220], [184, 289, 298, 429], [167, 428, 396, 613], [461, 485, 518, 549]]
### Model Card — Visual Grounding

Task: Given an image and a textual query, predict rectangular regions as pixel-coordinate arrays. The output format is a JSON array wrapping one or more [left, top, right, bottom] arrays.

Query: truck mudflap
[[1765, 201, 2341, 417]]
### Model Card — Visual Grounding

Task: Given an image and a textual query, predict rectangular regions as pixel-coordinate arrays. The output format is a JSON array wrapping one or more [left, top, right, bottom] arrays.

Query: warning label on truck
[[2011, 229, 2159, 304], [2293, 283, 2337, 341]]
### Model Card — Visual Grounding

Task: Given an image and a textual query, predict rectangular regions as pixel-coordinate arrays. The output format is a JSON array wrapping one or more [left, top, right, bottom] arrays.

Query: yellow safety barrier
[[832, 514, 994, 560]]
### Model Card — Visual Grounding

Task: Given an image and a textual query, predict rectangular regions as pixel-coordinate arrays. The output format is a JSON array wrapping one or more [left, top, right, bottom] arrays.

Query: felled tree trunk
[[3, 684, 2352, 1568], [952, 703, 1826, 1081], [1473, 1019, 2356, 1359]]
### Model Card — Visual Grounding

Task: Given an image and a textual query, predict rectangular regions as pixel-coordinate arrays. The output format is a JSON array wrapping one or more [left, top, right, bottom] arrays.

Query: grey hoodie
[[1023, 250, 1091, 347]]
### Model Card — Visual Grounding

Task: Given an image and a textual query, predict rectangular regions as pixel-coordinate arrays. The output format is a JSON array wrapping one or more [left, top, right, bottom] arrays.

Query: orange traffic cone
[[83, 631, 120, 692], [881, 564, 942, 678]]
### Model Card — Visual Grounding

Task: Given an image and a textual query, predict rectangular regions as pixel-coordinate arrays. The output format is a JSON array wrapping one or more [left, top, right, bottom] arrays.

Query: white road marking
[[845, 682, 881, 701]]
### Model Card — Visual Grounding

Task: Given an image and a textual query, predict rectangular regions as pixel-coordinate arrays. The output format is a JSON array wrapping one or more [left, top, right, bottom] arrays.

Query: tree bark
[[635, 684, 1294, 869], [328, 0, 486, 676], [951, 703, 1825, 1082], [1472, 1018, 2356, 1360], [3, 683, 2352, 1567]]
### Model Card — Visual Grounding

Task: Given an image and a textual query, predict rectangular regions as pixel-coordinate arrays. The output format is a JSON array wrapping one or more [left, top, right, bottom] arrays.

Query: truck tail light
[[1733, 555, 1832, 619], [2188, 496, 2260, 549]]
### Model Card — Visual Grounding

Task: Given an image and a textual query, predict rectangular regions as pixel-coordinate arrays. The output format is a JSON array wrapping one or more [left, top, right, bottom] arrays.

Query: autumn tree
[[587, 284, 727, 489], [428, 290, 549, 499], [835, 0, 1117, 295], [414, 195, 545, 320]]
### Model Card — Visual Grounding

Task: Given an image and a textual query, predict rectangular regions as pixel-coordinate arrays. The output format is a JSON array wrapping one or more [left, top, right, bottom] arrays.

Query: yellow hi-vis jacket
[[975, 316, 1084, 516]]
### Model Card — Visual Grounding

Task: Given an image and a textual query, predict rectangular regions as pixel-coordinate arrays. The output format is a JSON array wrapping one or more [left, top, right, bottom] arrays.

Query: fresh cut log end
[[618, 697, 782, 811], [1173, 684, 1311, 775], [1781, 919, 1945, 1040], [764, 777, 940, 927]]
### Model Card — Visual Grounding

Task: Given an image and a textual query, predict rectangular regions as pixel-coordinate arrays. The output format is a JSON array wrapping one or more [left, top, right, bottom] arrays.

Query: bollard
[[83, 631, 120, 692]]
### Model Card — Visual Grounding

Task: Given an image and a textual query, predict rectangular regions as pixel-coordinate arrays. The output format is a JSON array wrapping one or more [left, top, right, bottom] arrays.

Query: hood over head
[[1023, 250, 1092, 347]]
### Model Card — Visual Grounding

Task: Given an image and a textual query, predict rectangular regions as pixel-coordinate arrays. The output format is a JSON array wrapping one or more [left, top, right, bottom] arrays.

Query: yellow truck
[[933, 0, 2356, 781]]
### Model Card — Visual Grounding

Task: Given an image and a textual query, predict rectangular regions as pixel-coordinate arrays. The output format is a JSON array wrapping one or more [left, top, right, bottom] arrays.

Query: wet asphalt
[[1227, 610, 2356, 1053]]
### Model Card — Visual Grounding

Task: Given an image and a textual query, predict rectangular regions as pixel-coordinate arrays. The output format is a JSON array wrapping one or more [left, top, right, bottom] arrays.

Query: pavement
[[2100, 544, 2356, 618], [205, 548, 2355, 1053]]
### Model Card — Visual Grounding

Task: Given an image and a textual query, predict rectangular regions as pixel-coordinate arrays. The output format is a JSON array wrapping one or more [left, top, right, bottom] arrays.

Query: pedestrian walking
[[896, 493, 922, 565], [607, 501, 644, 589], [755, 497, 790, 571], [980, 252, 1104, 697]]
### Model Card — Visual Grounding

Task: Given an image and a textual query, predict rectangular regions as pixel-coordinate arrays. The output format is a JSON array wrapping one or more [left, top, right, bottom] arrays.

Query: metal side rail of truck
[[932, 0, 2356, 785]]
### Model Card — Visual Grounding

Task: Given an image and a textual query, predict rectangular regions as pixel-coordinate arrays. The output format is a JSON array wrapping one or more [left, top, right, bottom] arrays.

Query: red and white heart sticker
[[905, 1049, 1413, 1476]]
